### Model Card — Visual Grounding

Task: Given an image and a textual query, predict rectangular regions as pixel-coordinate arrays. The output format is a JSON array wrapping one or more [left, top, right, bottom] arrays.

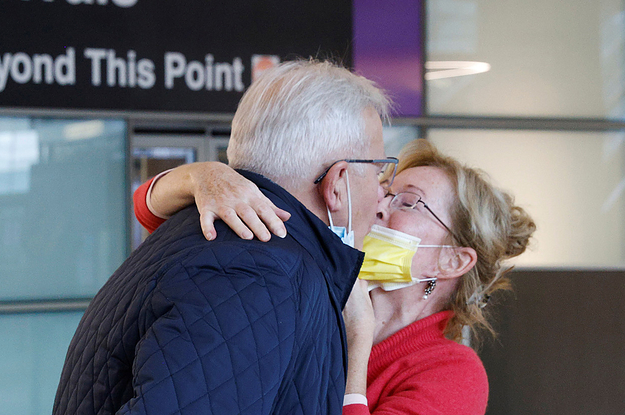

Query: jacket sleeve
[[117, 256, 298, 415]]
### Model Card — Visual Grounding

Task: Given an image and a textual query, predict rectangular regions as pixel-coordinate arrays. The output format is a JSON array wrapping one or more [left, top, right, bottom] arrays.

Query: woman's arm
[[134, 162, 291, 241], [342, 279, 375, 415]]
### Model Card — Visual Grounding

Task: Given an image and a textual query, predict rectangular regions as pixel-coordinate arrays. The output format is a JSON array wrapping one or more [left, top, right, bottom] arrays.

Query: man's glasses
[[313, 157, 399, 188], [387, 191, 458, 242]]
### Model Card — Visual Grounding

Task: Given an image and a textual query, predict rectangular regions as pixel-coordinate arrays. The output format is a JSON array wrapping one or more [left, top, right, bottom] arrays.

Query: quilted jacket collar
[[238, 170, 365, 308]]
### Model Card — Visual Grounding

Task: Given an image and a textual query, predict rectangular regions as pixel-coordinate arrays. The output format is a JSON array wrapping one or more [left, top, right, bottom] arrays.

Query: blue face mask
[[327, 171, 355, 248]]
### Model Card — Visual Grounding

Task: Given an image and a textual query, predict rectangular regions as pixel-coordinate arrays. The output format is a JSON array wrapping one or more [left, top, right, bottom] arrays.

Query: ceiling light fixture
[[425, 61, 491, 80]]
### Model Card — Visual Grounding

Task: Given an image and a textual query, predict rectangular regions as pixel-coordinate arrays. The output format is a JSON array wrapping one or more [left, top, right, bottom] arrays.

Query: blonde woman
[[134, 139, 536, 414]]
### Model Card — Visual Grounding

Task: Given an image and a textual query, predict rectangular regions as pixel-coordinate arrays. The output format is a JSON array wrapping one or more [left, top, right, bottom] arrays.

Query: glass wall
[[424, 0, 625, 270], [427, 0, 625, 119], [0, 116, 127, 414], [429, 129, 625, 268], [0, 312, 84, 414]]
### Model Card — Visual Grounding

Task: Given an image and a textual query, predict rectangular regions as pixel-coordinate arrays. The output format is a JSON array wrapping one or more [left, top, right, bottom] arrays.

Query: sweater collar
[[238, 170, 364, 308]]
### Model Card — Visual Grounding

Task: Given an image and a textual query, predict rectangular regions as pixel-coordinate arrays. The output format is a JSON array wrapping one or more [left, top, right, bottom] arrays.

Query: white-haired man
[[54, 60, 397, 415]]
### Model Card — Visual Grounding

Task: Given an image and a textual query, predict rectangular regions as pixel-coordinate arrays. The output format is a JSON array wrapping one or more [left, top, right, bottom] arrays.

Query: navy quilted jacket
[[54, 170, 364, 415]]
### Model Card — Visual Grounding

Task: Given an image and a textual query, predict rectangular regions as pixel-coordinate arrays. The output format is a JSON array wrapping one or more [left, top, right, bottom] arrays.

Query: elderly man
[[53, 60, 396, 415]]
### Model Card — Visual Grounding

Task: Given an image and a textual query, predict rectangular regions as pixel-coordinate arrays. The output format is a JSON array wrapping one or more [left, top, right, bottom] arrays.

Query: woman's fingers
[[199, 211, 219, 241], [255, 203, 289, 239], [191, 163, 290, 241], [275, 208, 292, 222], [234, 200, 291, 241], [236, 204, 272, 241], [218, 206, 255, 240], [200, 201, 286, 242]]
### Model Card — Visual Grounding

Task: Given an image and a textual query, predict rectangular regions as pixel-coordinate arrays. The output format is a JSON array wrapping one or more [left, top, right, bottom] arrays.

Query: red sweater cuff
[[133, 177, 166, 234], [342, 404, 370, 415]]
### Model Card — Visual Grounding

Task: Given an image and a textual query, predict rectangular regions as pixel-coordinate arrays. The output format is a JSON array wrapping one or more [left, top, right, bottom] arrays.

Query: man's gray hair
[[227, 59, 390, 189]]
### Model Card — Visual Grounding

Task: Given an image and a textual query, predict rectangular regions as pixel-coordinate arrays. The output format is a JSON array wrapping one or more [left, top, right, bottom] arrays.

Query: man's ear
[[318, 161, 350, 213], [438, 246, 477, 280]]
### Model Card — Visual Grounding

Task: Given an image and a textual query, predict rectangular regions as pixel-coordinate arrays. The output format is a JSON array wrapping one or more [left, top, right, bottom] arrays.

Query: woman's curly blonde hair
[[396, 139, 536, 346]]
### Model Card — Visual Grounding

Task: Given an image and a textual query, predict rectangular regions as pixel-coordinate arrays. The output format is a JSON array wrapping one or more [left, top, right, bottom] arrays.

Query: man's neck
[[285, 185, 329, 227]]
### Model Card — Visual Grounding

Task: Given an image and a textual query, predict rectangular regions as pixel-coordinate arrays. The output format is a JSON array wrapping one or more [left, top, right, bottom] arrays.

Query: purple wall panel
[[353, 0, 423, 117]]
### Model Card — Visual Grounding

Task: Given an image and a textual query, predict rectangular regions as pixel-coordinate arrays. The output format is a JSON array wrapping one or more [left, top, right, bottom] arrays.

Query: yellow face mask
[[359, 225, 452, 291]]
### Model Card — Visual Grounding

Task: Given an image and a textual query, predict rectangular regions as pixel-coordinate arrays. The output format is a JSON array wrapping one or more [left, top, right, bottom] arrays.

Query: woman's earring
[[423, 279, 437, 300]]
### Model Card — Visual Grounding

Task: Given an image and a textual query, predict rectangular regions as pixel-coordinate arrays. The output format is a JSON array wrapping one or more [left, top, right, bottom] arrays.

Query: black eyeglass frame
[[387, 191, 459, 243], [313, 157, 399, 186]]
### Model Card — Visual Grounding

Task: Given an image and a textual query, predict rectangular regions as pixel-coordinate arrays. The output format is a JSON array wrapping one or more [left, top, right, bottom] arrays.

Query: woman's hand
[[343, 279, 375, 396], [150, 162, 291, 242]]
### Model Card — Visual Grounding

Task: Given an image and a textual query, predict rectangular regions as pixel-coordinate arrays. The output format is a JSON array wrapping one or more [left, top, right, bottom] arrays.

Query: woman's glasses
[[387, 191, 458, 242]]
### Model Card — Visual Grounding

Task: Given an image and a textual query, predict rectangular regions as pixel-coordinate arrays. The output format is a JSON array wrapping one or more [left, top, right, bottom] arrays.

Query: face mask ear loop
[[327, 206, 335, 228], [345, 170, 352, 236]]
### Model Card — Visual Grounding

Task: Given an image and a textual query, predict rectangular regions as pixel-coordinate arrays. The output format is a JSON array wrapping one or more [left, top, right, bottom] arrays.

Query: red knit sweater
[[344, 311, 488, 415], [134, 178, 489, 415], [133, 177, 165, 233]]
